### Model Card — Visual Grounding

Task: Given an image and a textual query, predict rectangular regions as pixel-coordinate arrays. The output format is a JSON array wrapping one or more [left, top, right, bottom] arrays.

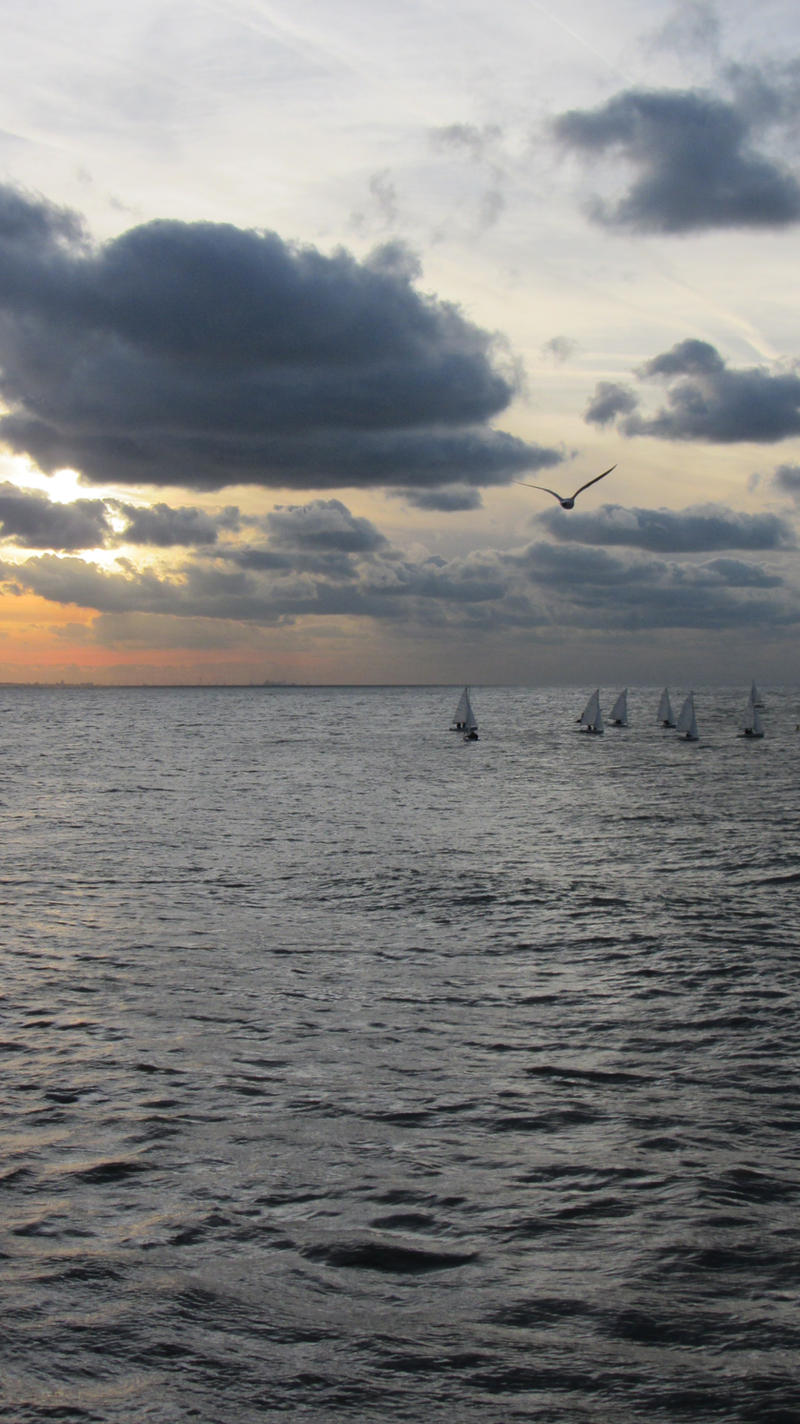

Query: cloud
[[368, 171, 399, 227], [110, 500, 239, 546], [584, 381, 639, 427], [429, 123, 508, 231], [541, 336, 578, 364], [430, 124, 503, 161], [3, 490, 796, 641], [773, 463, 800, 498], [553, 80, 800, 233], [398, 485, 483, 511], [0, 184, 561, 494], [646, 2, 721, 62], [0, 479, 251, 551], [514, 539, 790, 630], [586, 339, 800, 443], [265, 499, 387, 553], [537, 502, 795, 553], [0, 481, 111, 549]]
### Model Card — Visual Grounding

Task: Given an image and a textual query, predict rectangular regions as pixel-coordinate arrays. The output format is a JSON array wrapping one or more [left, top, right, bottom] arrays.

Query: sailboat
[[609, 688, 628, 726], [577, 688, 604, 735], [657, 687, 676, 728], [739, 695, 765, 739], [462, 701, 479, 741], [675, 691, 699, 741], [450, 686, 474, 731], [750, 680, 765, 709]]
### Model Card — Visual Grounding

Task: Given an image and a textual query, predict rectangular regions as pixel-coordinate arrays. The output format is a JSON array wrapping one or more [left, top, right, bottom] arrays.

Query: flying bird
[[514, 464, 617, 509]]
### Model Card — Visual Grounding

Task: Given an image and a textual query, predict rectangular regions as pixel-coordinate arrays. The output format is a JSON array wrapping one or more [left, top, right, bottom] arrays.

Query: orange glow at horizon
[[0, 589, 328, 684]]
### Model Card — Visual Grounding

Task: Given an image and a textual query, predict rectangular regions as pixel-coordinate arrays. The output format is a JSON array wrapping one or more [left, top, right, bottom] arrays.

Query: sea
[[2, 683, 799, 1424]]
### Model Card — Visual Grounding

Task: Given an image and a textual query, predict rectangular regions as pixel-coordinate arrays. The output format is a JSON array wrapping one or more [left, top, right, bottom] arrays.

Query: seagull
[[513, 464, 617, 509]]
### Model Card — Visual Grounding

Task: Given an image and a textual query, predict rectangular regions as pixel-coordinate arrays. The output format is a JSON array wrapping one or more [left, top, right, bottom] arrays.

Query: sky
[[1, 0, 800, 685]]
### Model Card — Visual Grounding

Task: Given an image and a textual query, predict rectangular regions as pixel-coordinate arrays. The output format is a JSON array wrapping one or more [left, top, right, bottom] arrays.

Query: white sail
[[675, 692, 699, 740], [578, 689, 604, 734], [609, 688, 628, 725], [450, 686, 473, 730], [740, 699, 765, 738], [750, 680, 765, 708], [675, 691, 695, 735], [657, 687, 675, 726]]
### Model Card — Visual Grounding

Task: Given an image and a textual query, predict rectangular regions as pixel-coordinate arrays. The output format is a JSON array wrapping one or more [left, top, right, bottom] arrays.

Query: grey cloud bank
[[537, 503, 795, 553], [2, 493, 795, 645]]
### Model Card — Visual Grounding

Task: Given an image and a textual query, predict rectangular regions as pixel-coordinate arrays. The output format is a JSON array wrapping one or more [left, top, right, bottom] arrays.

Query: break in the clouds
[[0, 481, 111, 550], [0, 482, 246, 550], [586, 340, 800, 444], [0, 185, 561, 495], [536, 502, 795, 553], [553, 71, 800, 233]]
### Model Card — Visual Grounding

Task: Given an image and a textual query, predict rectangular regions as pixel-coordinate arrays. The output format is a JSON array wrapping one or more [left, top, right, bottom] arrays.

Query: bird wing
[[570, 464, 616, 498], [512, 481, 563, 499]]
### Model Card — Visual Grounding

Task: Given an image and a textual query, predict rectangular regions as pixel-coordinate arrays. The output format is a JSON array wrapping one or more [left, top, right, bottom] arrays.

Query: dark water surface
[[2, 685, 798, 1422]]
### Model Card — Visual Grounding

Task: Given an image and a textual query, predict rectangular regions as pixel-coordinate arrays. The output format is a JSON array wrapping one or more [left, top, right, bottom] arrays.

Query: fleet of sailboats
[[448, 685, 772, 741]]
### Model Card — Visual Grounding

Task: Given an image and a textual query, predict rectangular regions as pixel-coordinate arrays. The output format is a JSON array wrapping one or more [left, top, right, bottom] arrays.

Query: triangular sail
[[579, 689, 599, 725], [657, 687, 675, 726], [741, 699, 765, 737], [675, 692, 695, 734], [609, 688, 628, 725], [578, 689, 604, 733], [750, 680, 765, 708], [450, 686, 472, 729]]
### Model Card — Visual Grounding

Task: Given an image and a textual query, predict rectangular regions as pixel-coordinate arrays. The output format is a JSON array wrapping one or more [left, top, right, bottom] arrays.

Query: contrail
[[526, 0, 636, 82]]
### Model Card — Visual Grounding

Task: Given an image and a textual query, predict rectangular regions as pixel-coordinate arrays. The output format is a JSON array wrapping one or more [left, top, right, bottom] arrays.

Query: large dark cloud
[[0, 185, 561, 493], [537, 502, 795, 553], [553, 81, 800, 233], [586, 339, 800, 444]]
